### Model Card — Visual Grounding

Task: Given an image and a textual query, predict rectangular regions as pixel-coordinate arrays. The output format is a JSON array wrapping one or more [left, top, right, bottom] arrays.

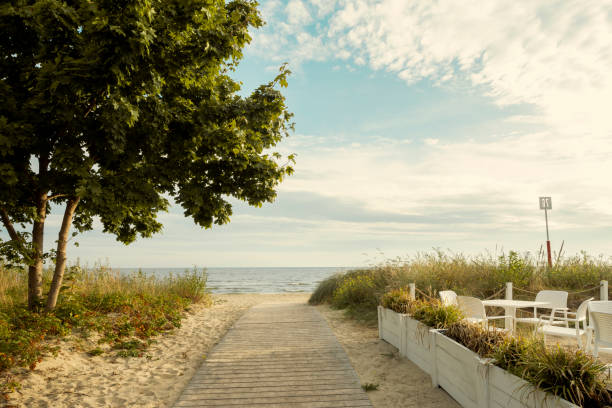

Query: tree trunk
[[0, 207, 20, 242], [28, 191, 47, 310], [46, 197, 80, 311]]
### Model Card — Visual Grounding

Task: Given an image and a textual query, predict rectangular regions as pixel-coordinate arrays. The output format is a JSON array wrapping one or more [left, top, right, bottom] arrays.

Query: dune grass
[[310, 250, 612, 322], [0, 262, 211, 394]]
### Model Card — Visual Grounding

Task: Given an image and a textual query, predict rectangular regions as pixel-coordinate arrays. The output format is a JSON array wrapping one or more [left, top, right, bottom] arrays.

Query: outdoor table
[[482, 299, 550, 334]]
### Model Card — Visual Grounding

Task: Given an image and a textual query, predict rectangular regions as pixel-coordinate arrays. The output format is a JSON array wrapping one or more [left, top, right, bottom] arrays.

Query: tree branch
[[48, 193, 69, 200], [0, 207, 22, 243]]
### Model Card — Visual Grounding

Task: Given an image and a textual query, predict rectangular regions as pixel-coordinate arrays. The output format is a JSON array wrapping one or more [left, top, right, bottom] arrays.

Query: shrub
[[332, 272, 379, 309], [0, 265, 211, 380], [409, 300, 463, 329], [166, 269, 209, 304], [444, 321, 507, 357], [517, 343, 611, 407], [491, 336, 534, 375], [441, 320, 611, 406], [311, 249, 612, 316], [309, 274, 344, 305], [380, 288, 412, 314]]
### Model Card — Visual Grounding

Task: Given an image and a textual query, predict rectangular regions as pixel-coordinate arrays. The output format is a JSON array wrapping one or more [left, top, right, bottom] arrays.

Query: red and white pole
[[544, 207, 552, 268]]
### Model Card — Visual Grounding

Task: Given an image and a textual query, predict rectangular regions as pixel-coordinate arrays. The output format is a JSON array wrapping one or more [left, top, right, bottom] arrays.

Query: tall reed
[[310, 249, 612, 312]]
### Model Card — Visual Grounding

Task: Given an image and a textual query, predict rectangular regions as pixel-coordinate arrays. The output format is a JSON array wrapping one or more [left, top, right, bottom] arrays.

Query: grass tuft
[[361, 382, 379, 392]]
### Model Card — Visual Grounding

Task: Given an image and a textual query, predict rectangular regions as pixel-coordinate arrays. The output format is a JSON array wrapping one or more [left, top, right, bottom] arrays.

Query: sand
[[6, 293, 460, 408], [317, 305, 459, 408], [4, 293, 309, 408]]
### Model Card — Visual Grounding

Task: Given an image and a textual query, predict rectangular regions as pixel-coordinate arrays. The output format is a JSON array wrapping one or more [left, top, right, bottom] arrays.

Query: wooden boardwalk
[[174, 302, 373, 408]]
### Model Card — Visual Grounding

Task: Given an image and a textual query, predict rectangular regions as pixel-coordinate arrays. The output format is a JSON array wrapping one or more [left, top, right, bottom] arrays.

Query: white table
[[482, 299, 550, 333]]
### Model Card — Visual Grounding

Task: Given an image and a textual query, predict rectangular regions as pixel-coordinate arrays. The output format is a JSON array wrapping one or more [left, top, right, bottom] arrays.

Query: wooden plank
[[173, 303, 372, 407]]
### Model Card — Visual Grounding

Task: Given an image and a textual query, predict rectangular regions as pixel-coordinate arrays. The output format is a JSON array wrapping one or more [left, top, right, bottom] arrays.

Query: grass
[[310, 249, 612, 323], [445, 321, 612, 407], [309, 250, 612, 406], [0, 262, 211, 393], [361, 382, 379, 392]]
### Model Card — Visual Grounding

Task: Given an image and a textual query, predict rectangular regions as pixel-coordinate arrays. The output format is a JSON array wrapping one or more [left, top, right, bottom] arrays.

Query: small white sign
[[539, 196, 552, 210]]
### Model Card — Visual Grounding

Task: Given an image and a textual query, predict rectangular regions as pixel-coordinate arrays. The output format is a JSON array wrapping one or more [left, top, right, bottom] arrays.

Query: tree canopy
[[0, 0, 294, 310]]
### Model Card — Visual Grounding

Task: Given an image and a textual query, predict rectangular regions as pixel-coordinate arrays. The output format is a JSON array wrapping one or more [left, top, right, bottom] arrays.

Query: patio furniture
[[482, 299, 551, 334], [457, 296, 513, 330], [514, 290, 569, 328], [536, 297, 593, 349], [439, 290, 458, 307], [588, 301, 612, 357]]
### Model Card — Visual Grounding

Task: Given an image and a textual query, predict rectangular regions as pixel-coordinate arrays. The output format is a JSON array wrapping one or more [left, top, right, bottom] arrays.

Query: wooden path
[[174, 302, 373, 408]]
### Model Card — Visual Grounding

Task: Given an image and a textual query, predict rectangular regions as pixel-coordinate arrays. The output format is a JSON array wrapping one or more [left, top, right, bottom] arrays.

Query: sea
[[116, 267, 357, 293]]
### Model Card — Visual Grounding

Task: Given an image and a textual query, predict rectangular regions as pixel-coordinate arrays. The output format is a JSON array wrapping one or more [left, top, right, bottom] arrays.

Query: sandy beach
[[5, 294, 308, 408], [4, 293, 460, 408]]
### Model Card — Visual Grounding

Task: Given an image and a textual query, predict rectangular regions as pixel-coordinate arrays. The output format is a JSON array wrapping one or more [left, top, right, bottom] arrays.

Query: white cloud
[[251, 0, 612, 136], [285, 0, 312, 26], [280, 132, 612, 231]]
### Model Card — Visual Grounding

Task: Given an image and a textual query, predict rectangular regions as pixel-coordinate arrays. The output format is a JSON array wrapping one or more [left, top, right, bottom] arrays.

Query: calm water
[[117, 267, 356, 293]]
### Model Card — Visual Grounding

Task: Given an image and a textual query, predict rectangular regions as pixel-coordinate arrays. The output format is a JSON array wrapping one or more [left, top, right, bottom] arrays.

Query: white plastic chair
[[515, 290, 569, 328], [439, 290, 458, 307], [537, 297, 593, 349], [457, 296, 513, 330], [588, 301, 612, 357]]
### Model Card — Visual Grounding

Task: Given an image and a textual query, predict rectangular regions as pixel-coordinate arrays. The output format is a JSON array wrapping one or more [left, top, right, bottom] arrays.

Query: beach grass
[[310, 249, 612, 322], [0, 263, 210, 393]]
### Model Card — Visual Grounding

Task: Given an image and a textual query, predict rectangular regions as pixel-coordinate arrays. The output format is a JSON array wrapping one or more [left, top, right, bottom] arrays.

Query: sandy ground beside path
[[5, 293, 309, 408], [317, 305, 460, 408]]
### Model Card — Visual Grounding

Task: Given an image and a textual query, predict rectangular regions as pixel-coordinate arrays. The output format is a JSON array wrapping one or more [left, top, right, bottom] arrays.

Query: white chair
[[439, 290, 458, 307], [588, 301, 612, 357], [537, 297, 593, 349], [457, 296, 513, 330], [515, 290, 569, 328]]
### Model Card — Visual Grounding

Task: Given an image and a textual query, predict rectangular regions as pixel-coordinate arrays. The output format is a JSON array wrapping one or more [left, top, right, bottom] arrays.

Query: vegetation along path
[[173, 302, 373, 407]]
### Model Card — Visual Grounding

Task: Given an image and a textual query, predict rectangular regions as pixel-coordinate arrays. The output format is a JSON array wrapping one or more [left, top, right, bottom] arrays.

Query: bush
[[409, 300, 463, 329], [166, 269, 209, 304], [444, 321, 507, 357], [0, 265, 211, 378], [309, 274, 344, 305], [517, 343, 611, 407], [332, 272, 378, 309], [0, 309, 64, 371], [310, 249, 612, 315], [380, 288, 412, 314], [445, 322, 611, 407]]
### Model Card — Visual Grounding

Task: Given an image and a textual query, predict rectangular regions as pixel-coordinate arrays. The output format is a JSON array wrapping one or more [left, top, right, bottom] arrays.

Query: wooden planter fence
[[377, 306, 578, 408]]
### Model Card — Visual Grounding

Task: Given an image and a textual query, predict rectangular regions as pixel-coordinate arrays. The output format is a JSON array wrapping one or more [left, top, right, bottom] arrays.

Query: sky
[[5, 0, 612, 267]]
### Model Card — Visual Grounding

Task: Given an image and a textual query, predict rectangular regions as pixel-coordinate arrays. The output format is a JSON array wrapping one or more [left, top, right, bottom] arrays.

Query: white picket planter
[[432, 330, 490, 408], [377, 306, 404, 350], [378, 306, 580, 408], [401, 316, 433, 375], [487, 365, 578, 408]]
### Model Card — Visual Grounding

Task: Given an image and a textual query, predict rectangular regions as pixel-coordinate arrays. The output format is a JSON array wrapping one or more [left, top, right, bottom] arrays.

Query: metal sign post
[[539, 197, 552, 268]]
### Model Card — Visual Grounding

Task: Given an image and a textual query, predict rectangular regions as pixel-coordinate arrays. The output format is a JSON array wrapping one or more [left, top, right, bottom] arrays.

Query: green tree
[[0, 0, 294, 310]]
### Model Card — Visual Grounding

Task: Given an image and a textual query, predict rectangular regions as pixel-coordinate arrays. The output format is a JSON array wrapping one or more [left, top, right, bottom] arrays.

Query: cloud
[[285, 0, 312, 26], [280, 132, 612, 232], [250, 0, 612, 136]]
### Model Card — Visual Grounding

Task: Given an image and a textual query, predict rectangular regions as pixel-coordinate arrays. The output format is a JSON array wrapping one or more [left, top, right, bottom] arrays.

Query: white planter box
[[379, 308, 580, 408], [432, 330, 489, 408], [377, 306, 404, 350], [487, 365, 578, 408], [401, 316, 433, 375]]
